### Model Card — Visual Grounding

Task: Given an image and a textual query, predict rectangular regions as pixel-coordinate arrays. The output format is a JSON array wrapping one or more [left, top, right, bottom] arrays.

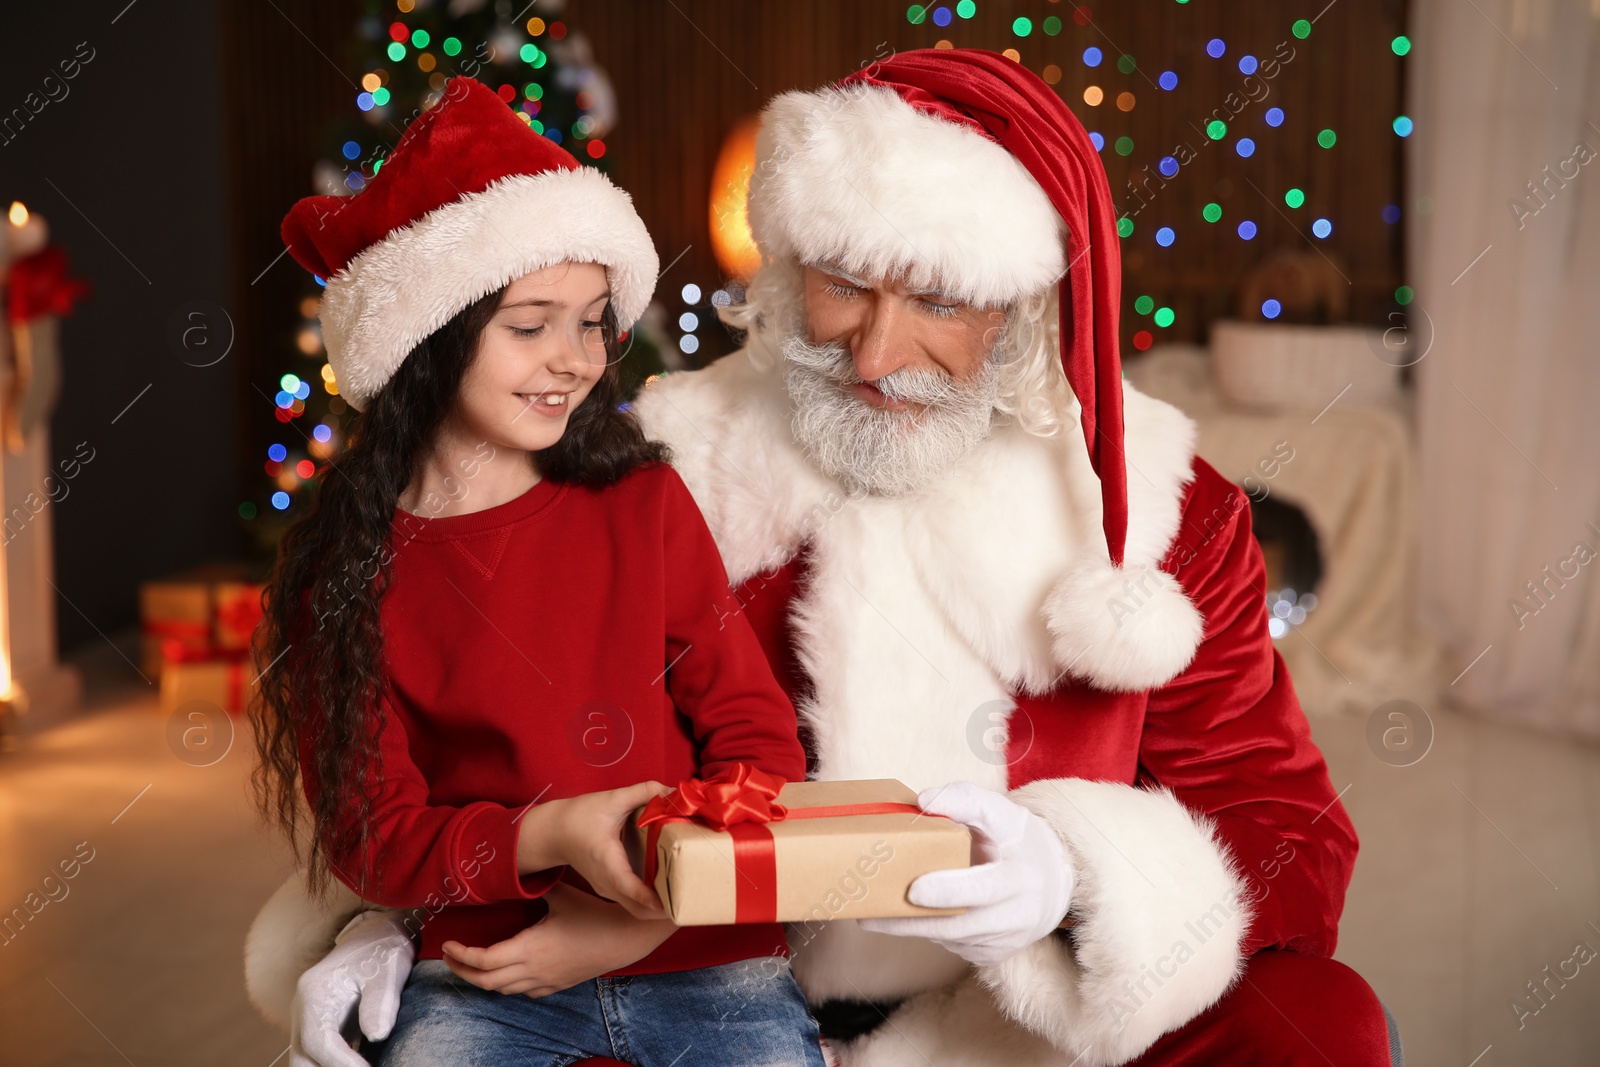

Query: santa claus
[[247, 50, 1396, 1066]]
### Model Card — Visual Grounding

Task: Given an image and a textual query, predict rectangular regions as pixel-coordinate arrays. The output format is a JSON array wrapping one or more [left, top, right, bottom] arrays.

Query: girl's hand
[[440, 883, 677, 997], [516, 780, 671, 919]]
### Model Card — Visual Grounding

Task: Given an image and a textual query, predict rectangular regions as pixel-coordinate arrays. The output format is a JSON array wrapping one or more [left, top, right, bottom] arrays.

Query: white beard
[[780, 334, 1000, 496]]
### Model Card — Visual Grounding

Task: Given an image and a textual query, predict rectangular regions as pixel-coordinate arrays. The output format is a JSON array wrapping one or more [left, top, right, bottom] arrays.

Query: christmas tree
[[245, 0, 663, 552]]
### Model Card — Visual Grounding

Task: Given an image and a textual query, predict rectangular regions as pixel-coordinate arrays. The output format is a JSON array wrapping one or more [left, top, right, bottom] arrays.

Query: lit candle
[[5, 201, 49, 260]]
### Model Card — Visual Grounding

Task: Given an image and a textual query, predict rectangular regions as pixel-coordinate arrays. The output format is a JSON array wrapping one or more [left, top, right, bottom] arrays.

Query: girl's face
[[455, 261, 611, 453]]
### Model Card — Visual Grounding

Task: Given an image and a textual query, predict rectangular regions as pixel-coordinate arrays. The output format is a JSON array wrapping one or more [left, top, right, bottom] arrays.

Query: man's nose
[[851, 299, 916, 382]]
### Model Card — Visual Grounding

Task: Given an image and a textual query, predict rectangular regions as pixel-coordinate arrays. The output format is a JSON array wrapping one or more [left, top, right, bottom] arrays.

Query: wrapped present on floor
[[158, 646, 257, 717], [138, 563, 265, 679], [628, 765, 971, 926]]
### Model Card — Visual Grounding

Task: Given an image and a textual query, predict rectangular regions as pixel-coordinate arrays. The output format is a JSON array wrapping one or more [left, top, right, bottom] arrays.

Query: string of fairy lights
[[905, 1, 1417, 350]]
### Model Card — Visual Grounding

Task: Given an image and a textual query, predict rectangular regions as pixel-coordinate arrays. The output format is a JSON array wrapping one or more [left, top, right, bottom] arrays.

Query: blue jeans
[[379, 956, 828, 1067]]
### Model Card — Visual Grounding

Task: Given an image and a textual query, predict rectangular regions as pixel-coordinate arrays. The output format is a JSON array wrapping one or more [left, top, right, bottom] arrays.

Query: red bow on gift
[[637, 762, 789, 833]]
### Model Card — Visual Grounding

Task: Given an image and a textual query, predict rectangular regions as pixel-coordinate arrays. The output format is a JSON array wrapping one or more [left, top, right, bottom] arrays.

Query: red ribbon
[[160, 643, 250, 665], [143, 618, 211, 640], [636, 763, 925, 924]]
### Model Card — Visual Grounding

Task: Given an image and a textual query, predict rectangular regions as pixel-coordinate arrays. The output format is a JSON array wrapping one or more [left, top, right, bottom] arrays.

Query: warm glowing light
[[708, 116, 762, 280], [362, 72, 382, 92], [1083, 85, 1103, 106], [8, 202, 27, 226]]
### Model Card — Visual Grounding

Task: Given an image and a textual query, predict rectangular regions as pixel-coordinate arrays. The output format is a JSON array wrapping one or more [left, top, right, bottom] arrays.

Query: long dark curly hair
[[250, 288, 668, 899]]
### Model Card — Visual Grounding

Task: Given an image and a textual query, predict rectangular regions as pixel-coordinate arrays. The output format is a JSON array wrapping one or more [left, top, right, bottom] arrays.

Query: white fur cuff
[[975, 779, 1251, 1066]]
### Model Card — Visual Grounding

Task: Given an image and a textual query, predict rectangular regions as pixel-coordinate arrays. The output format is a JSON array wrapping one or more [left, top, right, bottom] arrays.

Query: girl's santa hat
[[282, 76, 658, 412], [748, 49, 1204, 691]]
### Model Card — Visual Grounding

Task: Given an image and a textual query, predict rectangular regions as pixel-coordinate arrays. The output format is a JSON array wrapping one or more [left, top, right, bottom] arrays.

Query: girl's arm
[[441, 883, 678, 997], [654, 468, 810, 781], [300, 692, 666, 918]]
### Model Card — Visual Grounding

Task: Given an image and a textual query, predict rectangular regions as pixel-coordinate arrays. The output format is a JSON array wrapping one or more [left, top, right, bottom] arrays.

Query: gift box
[[158, 649, 257, 717], [139, 563, 265, 679], [628, 766, 971, 926]]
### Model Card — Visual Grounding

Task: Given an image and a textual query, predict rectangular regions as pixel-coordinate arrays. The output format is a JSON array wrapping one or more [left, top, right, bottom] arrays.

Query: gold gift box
[[629, 778, 971, 926]]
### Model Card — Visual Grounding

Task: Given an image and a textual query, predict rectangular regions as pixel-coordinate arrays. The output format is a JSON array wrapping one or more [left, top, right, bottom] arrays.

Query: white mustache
[[779, 336, 966, 407]]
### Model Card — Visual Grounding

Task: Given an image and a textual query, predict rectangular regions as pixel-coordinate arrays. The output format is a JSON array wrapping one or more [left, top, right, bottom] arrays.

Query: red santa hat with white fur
[[282, 76, 658, 412], [747, 49, 1204, 691]]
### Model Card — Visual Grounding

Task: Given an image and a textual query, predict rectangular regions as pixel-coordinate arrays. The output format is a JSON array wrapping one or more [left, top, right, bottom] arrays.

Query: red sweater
[[298, 462, 807, 973]]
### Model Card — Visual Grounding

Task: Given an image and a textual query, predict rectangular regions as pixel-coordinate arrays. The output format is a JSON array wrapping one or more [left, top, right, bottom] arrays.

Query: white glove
[[858, 780, 1074, 967], [291, 909, 415, 1067]]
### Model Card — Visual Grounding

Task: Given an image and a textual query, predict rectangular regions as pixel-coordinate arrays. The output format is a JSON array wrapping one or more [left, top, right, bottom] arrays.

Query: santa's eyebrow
[[813, 263, 961, 303], [814, 263, 870, 286], [905, 284, 962, 302]]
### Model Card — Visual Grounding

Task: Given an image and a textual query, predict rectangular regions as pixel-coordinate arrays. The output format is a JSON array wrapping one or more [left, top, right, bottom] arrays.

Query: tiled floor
[[3, 630, 1597, 1065]]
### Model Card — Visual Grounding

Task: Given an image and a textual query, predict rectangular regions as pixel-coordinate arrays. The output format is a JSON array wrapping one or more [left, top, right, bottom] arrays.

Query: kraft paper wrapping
[[628, 778, 971, 926]]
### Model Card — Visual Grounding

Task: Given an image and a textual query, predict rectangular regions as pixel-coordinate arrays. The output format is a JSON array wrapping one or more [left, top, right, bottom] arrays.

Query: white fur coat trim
[[244, 871, 369, 1031], [631, 349, 1203, 695], [749, 84, 1066, 309], [320, 166, 658, 411]]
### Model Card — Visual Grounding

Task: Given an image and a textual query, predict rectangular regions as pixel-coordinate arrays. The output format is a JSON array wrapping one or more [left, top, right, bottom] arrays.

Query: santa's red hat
[[748, 50, 1204, 692], [283, 76, 657, 411]]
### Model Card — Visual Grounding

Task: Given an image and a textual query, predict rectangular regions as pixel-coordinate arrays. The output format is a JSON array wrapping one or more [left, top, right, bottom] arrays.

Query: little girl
[[251, 77, 827, 1067]]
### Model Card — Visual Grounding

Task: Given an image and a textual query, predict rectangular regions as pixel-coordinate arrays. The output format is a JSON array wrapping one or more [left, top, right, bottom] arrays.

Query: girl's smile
[[516, 390, 573, 418]]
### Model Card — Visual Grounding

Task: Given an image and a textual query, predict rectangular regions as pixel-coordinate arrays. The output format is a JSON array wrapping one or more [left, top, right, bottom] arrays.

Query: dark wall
[[2, 0, 236, 655]]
